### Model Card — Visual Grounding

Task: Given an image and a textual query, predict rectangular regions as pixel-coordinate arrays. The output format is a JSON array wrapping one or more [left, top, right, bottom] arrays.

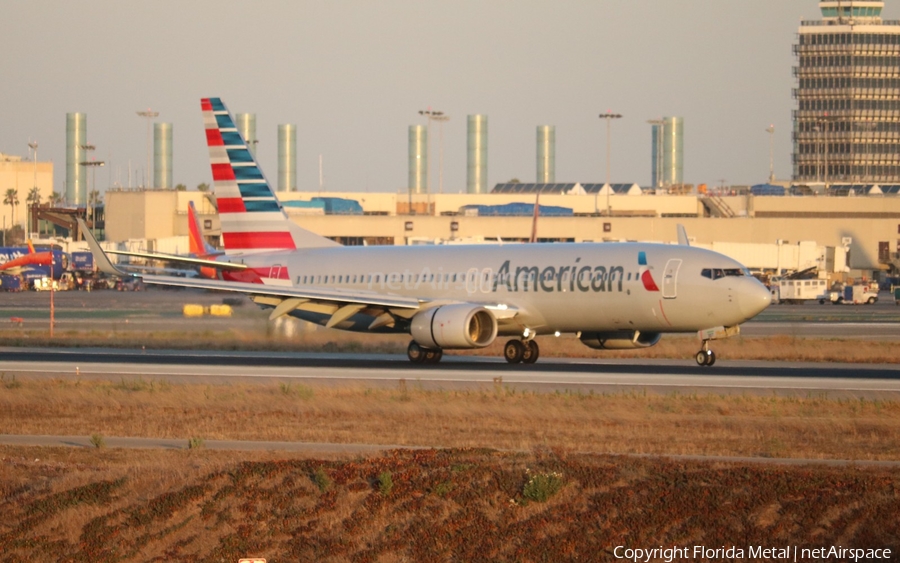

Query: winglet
[[676, 224, 690, 247], [76, 218, 129, 276]]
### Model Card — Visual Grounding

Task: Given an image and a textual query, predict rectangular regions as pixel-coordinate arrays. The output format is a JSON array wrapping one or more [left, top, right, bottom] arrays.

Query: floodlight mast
[[419, 109, 450, 194], [598, 111, 622, 216], [27, 141, 38, 235], [136, 109, 159, 188]]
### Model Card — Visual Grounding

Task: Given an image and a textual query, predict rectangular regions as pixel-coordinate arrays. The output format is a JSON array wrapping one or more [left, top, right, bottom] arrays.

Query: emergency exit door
[[662, 259, 682, 299]]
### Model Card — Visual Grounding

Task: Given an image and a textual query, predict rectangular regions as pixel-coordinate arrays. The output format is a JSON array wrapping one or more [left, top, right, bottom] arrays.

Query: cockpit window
[[701, 268, 750, 280]]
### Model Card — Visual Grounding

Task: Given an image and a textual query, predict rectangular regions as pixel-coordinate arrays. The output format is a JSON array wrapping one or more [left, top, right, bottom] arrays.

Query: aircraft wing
[[139, 273, 421, 309], [77, 218, 519, 328], [107, 249, 246, 270]]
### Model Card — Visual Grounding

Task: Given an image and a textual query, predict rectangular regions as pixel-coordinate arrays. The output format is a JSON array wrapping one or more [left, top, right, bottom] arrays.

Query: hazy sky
[[1, 1, 834, 195]]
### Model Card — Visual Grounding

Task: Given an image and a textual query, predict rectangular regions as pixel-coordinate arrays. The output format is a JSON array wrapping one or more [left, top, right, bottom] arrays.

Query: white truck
[[820, 284, 878, 305], [772, 278, 828, 304]]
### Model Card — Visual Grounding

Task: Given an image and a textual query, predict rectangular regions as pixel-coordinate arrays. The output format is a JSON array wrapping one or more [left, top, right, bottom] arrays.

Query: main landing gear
[[407, 340, 443, 364], [503, 339, 539, 364], [695, 340, 716, 367]]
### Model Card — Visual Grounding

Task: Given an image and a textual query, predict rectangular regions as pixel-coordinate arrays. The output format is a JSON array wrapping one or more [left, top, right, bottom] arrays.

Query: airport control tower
[[793, 1, 900, 184]]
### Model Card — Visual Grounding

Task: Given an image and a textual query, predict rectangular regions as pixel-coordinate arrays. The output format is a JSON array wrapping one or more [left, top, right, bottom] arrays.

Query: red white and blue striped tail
[[201, 97, 337, 254]]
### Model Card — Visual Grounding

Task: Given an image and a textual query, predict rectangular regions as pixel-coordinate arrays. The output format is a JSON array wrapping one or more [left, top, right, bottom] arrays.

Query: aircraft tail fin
[[676, 224, 691, 246], [200, 97, 338, 255], [27, 240, 36, 254], [187, 201, 218, 256]]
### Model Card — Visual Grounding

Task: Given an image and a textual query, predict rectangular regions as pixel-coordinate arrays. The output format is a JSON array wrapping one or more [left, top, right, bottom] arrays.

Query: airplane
[[0, 241, 64, 277], [80, 96, 772, 367]]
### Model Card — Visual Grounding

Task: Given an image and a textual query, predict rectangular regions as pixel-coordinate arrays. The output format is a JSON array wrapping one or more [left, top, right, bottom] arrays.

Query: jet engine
[[579, 330, 662, 350], [410, 304, 498, 349]]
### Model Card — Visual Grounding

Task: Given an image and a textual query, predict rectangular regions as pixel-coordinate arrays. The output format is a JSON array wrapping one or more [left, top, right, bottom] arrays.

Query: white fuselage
[[225, 241, 771, 336]]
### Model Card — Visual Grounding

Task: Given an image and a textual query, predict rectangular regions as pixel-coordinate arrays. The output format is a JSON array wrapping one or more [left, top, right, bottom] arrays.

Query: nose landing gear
[[695, 341, 716, 366], [504, 339, 539, 364]]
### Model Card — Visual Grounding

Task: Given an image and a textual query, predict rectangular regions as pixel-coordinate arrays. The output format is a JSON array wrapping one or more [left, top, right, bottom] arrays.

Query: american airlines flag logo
[[638, 251, 660, 292], [201, 97, 295, 252]]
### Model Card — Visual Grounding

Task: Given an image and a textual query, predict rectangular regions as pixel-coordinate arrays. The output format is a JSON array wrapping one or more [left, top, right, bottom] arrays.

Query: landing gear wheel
[[695, 350, 708, 366], [504, 340, 525, 364], [522, 340, 540, 364], [407, 341, 427, 364], [424, 349, 443, 364], [695, 349, 715, 367]]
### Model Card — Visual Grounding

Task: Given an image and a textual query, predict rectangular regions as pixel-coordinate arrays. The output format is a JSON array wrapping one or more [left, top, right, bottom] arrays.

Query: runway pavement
[[1, 346, 898, 398]]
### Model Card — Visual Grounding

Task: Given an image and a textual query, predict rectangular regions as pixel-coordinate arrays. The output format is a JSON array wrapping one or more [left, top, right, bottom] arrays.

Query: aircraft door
[[269, 264, 283, 280], [662, 259, 682, 299]]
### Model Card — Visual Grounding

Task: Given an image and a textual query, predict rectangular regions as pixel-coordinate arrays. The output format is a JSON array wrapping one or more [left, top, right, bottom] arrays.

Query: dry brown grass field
[[2, 377, 900, 461], [1, 446, 898, 561]]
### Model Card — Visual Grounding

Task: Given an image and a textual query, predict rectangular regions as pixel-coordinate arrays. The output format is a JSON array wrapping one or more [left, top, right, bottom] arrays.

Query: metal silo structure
[[235, 113, 257, 157], [467, 115, 488, 194], [154, 123, 173, 189], [66, 112, 87, 205], [648, 119, 664, 189], [278, 124, 297, 192], [408, 125, 428, 195], [662, 116, 683, 185], [536, 125, 555, 183]]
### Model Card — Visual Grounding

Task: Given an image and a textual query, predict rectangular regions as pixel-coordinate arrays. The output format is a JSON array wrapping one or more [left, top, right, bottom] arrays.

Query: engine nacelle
[[579, 330, 662, 350], [410, 304, 498, 349]]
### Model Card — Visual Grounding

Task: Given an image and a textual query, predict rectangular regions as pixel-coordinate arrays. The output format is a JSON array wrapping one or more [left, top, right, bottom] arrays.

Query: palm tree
[[197, 182, 210, 192], [49, 191, 62, 207], [4, 188, 19, 231], [26, 186, 41, 236]]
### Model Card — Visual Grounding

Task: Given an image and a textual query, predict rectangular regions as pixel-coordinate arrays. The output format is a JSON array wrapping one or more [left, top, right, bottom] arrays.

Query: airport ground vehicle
[[771, 278, 828, 304], [820, 284, 879, 305], [0, 274, 23, 292], [33, 272, 77, 291]]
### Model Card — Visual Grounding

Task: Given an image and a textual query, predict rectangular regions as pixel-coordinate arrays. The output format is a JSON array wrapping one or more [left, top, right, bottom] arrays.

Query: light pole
[[598, 112, 622, 216], [766, 125, 775, 183], [136, 108, 159, 188], [27, 141, 37, 235], [812, 124, 821, 182], [817, 115, 838, 191], [857, 121, 877, 182], [419, 109, 450, 194], [80, 157, 105, 236]]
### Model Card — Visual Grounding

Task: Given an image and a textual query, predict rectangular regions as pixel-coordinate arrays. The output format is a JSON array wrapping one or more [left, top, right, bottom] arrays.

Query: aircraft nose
[[739, 280, 772, 320]]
